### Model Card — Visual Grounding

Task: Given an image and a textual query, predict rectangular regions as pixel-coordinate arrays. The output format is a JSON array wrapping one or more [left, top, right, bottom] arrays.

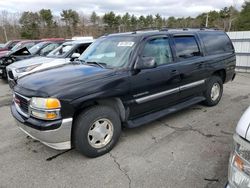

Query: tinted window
[[199, 32, 234, 55], [142, 38, 173, 65], [74, 43, 91, 55], [174, 36, 201, 59]]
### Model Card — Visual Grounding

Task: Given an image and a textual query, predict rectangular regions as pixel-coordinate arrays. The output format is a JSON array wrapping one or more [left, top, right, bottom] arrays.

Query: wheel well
[[73, 98, 126, 123], [213, 69, 226, 83]]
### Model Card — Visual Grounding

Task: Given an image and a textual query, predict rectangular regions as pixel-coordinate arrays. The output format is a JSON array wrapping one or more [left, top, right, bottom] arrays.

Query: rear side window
[[199, 32, 234, 55], [173, 36, 201, 59]]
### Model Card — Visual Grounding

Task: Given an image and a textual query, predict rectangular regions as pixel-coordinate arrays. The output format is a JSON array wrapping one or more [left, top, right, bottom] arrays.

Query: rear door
[[128, 35, 181, 119], [171, 34, 209, 100]]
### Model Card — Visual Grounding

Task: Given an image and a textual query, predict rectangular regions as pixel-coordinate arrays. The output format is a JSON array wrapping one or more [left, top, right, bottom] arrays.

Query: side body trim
[[135, 79, 205, 104]]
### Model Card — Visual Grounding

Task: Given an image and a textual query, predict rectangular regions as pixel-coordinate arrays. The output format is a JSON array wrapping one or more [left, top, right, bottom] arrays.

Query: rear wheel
[[73, 105, 121, 158], [203, 76, 223, 106]]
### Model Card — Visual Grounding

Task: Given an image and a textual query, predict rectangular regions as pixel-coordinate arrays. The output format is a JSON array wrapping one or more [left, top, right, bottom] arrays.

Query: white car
[[6, 39, 93, 88], [227, 106, 250, 188]]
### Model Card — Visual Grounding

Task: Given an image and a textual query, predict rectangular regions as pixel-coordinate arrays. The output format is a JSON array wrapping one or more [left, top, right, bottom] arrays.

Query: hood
[[7, 56, 62, 69], [236, 106, 250, 141], [15, 63, 115, 98]]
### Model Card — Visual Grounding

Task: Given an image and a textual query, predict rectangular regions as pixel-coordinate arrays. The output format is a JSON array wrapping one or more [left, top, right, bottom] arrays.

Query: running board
[[126, 96, 206, 128]]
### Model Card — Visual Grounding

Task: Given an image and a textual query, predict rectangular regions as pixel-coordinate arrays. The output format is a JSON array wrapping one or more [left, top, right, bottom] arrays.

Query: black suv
[[11, 29, 236, 157]]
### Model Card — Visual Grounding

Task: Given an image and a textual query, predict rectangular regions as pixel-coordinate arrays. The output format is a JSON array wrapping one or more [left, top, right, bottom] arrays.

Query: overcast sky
[[0, 0, 245, 17]]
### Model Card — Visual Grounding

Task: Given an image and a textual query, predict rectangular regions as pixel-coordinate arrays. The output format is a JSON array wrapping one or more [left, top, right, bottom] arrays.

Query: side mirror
[[135, 57, 156, 70], [70, 53, 80, 61]]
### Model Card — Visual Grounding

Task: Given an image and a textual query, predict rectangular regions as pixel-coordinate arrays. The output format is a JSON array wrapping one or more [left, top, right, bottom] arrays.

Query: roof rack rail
[[160, 27, 220, 31], [200, 27, 219, 30], [133, 27, 159, 31], [107, 27, 221, 36], [132, 27, 159, 34]]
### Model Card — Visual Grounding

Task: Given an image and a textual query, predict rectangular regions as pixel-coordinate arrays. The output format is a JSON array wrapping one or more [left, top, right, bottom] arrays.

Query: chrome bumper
[[16, 118, 73, 150]]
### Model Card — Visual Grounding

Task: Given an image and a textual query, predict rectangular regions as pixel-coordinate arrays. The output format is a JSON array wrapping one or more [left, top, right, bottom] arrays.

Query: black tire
[[73, 105, 121, 158], [203, 76, 223, 106]]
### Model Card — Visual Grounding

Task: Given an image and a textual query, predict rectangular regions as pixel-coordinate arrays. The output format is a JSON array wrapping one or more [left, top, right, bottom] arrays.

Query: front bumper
[[11, 103, 73, 150]]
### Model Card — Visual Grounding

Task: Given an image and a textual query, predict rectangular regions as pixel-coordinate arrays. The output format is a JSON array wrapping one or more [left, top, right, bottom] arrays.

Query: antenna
[[205, 13, 209, 28]]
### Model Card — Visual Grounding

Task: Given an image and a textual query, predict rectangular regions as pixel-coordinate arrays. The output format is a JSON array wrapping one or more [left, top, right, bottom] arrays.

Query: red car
[[0, 40, 39, 58], [0, 40, 21, 52]]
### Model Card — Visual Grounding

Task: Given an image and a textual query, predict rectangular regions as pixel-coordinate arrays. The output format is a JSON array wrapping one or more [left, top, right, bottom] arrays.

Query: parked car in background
[[7, 39, 93, 88], [27, 40, 64, 56], [11, 29, 236, 157], [10, 40, 39, 52], [72, 36, 93, 41], [0, 40, 21, 52], [227, 106, 250, 188], [0, 40, 64, 78], [0, 40, 40, 58]]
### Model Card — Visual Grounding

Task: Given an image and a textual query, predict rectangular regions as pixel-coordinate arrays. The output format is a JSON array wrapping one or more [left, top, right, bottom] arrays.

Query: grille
[[8, 71, 14, 79], [15, 93, 29, 114]]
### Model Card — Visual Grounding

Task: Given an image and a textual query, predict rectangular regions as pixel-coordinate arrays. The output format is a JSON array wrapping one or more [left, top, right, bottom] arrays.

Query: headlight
[[228, 134, 250, 187], [29, 97, 61, 120], [16, 64, 41, 73]]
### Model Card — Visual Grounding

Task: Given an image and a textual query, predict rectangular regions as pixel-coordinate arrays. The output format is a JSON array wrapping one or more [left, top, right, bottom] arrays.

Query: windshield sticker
[[117, 42, 134, 47]]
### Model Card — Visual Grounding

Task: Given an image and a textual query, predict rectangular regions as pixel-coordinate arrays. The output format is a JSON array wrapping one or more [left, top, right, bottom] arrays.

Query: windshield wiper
[[80, 60, 107, 68]]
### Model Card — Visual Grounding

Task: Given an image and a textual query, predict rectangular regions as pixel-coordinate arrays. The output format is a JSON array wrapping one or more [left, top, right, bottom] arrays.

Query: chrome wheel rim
[[211, 83, 221, 101], [87, 118, 114, 149]]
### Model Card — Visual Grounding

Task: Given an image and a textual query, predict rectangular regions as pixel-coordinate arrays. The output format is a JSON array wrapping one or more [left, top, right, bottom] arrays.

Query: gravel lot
[[0, 73, 250, 188]]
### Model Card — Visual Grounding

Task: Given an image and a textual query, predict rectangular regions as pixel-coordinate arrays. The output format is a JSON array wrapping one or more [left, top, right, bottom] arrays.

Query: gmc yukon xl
[[11, 29, 236, 157]]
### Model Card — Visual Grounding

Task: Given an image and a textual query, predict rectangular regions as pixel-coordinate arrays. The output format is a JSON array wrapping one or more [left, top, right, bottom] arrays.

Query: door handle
[[171, 70, 179, 75], [197, 63, 203, 68]]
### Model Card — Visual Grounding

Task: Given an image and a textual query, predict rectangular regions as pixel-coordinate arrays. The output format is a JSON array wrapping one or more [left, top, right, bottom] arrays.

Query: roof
[[107, 28, 223, 38]]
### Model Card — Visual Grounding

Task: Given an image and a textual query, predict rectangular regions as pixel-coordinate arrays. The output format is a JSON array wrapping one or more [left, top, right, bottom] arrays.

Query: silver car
[[6, 39, 93, 88], [227, 106, 250, 187]]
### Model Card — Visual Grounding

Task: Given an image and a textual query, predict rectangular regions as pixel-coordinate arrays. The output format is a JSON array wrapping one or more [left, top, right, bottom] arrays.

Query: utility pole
[[205, 13, 209, 28], [3, 26, 8, 42]]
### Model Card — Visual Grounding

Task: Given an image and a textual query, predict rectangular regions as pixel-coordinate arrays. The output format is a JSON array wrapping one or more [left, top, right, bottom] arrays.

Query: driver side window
[[141, 37, 173, 66]]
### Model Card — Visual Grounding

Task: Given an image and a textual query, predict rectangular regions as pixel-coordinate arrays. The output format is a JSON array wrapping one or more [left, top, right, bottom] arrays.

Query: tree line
[[0, 1, 250, 42]]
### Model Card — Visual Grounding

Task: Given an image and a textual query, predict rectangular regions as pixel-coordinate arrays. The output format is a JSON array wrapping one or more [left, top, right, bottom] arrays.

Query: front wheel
[[73, 105, 121, 158], [203, 76, 223, 106]]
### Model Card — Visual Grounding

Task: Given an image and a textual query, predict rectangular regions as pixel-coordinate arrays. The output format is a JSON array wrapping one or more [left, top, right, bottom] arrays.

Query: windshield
[[2, 41, 12, 49], [28, 42, 46, 55], [10, 43, 23, 51], [47, 43, 73, 57], [78, 36, 137, 68]]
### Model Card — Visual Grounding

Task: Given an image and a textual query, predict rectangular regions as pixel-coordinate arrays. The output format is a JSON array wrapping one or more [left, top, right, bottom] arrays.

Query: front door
[[128, 36, 181, 119]]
